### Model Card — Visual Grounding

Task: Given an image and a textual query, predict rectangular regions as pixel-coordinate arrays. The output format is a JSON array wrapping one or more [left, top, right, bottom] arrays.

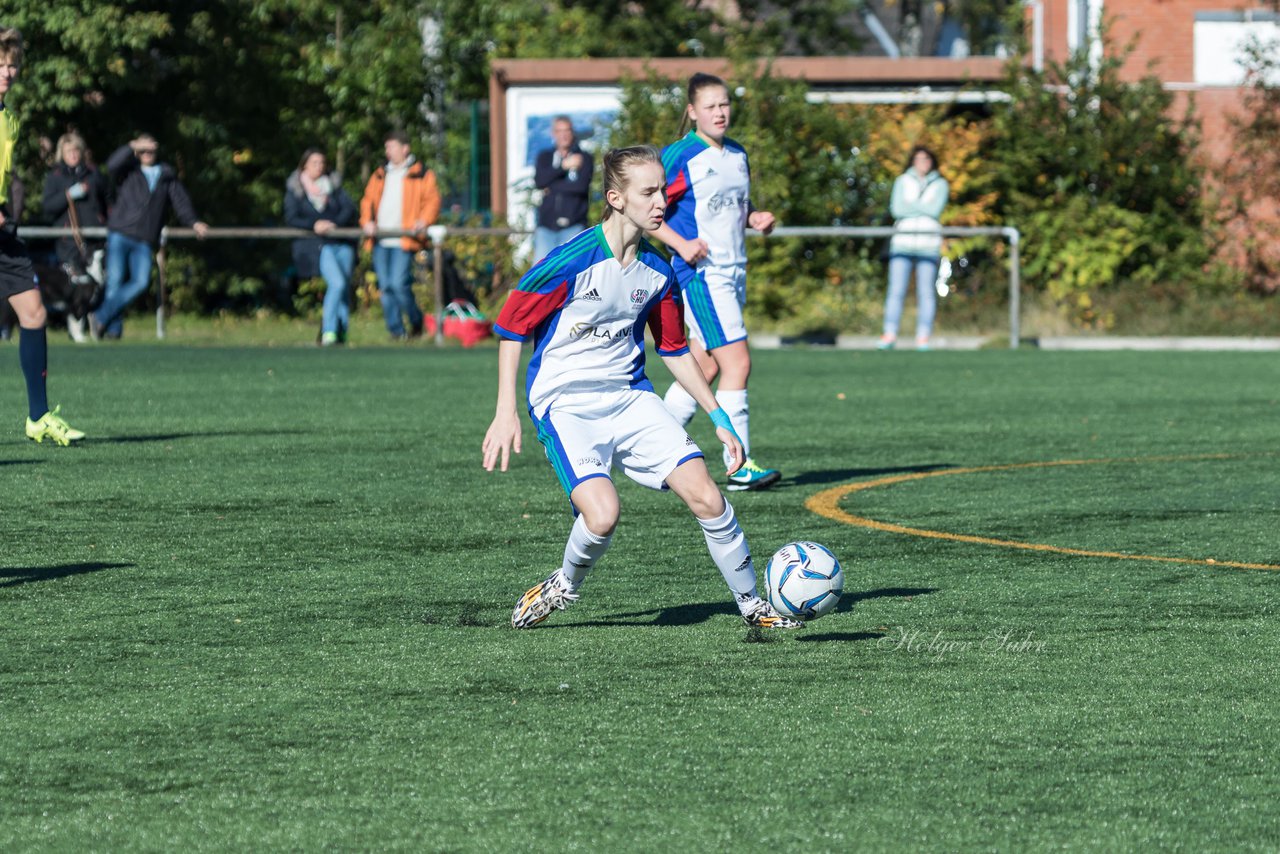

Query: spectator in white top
[[879, 145, 949, 351]]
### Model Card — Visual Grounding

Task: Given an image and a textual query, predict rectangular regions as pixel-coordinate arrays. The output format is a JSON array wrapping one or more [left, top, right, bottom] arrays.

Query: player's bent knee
[[684, 480, 726, 520], [572, 485, 620, 536], [580, 507, 619, 537], [19, 305, 48, 329]]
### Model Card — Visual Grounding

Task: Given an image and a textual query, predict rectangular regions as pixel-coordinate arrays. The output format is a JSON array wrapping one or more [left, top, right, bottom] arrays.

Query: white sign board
[[504, 86, 622, 234]]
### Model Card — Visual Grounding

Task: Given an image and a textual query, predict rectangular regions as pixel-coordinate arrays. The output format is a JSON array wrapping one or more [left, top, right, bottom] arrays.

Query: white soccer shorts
[[532, 388, 705, 496], [681, 263, 748, 351]]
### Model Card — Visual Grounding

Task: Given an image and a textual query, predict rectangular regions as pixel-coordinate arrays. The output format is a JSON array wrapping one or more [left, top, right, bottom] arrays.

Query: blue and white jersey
[[661, 131, 753, 281], [494, 225, 690, 417]]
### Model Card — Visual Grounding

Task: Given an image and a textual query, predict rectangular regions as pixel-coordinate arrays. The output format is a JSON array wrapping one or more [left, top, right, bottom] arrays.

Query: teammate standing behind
[[482, 145, 801, 631], [0, 27, 84, 445], [652, 73, 780, 492]]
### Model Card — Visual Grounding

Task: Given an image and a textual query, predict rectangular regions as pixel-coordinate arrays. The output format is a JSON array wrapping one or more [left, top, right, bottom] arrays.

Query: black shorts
[[0, 223, 38, 301]]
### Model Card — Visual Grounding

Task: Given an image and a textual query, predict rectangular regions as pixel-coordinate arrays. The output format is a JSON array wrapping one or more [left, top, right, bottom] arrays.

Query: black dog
[[0, 248, 104, 342]]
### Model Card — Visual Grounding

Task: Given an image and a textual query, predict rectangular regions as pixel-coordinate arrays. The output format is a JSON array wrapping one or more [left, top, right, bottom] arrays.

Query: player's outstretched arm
[[482, 339, 524, 472], [661, 351, 744, 475]]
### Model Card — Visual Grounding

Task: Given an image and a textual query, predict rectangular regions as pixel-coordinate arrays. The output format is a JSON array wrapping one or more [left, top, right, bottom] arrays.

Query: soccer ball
[[765, 541, 844, 621]]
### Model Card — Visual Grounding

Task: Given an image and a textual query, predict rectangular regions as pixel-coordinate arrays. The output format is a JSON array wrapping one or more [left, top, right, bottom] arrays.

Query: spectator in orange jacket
[[360, 130, 441, 340]]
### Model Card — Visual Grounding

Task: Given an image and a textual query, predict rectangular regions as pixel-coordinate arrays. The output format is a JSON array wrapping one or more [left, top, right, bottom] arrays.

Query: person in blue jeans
[[92, 135, 208, 339], [284, 148, 357, 346], [879, 146, 949, 351], [359, 131, 440, 340]]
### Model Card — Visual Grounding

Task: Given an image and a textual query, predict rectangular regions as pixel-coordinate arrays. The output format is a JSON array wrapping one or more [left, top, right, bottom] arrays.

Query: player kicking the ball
[[482, 145, 800, 631], [0, 27, 83, 446]]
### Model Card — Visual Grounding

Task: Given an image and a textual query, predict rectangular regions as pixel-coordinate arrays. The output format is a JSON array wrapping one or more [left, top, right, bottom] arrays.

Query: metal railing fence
[[19, 224, 1023, 347]]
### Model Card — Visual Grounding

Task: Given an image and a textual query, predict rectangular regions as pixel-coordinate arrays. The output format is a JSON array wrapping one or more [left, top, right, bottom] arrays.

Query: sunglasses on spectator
[[137, 148, 158, 155]]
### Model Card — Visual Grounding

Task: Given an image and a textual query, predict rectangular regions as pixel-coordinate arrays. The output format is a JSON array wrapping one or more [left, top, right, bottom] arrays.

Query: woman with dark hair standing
[[879, 145, 949, 351], [284, 148, 357, 346]]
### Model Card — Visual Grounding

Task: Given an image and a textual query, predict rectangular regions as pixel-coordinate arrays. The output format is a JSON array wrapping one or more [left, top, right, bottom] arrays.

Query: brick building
[[1031, 0, 1277, 160]]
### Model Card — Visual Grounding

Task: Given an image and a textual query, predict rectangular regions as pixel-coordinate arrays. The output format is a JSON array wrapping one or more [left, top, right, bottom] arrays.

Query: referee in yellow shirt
[[0, 27, 83, 445]]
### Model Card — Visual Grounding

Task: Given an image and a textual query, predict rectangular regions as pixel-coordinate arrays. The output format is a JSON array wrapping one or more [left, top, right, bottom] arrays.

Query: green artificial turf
[[2, 345, 1278, 851]]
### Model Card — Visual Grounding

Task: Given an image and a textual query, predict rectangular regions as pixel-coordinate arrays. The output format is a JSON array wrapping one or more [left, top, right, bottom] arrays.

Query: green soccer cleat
[[741, 598, 804, 629], [511, 572, 579, 629], [25, 405, 85, 446], [726, 458, 781, 492]]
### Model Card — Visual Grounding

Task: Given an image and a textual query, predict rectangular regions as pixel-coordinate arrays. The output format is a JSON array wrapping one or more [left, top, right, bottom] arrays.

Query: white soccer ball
[[765, 541, 844, 621]]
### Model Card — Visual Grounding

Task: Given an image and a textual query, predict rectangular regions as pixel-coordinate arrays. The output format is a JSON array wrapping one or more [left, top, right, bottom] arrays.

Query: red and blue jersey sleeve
[[660, 134, 705, 241], [494, 256, 575, 342], [665, 139, 696, 207], [664, 158, 691, 206], [647, 277, 689, 357]]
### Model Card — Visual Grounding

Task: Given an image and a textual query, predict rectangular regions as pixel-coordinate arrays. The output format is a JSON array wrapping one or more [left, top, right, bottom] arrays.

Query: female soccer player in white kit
[[652, 73, 780, 492], [482, 145, 801, 631]]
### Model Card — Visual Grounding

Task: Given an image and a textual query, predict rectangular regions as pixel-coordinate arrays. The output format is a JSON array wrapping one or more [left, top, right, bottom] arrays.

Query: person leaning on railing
[[359, 129, 440, 341], [284, 148, 358, 347], [89, 134, 209, 340]]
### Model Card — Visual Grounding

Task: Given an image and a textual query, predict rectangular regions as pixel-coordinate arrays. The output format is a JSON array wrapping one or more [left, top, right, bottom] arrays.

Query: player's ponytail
[[678, 72, 729, 136], [601, 145, 661, 221]]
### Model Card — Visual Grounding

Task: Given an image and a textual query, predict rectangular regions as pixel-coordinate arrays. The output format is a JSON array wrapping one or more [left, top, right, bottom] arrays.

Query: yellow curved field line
[[805, 454, 1280, 571]]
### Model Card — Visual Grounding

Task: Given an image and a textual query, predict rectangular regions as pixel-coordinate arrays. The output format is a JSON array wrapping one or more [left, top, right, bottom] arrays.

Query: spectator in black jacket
[[41, 132, 108, 269], [284, 148, 357, 346], [90, 134, 208, 339], [532, 116, 593, 261]]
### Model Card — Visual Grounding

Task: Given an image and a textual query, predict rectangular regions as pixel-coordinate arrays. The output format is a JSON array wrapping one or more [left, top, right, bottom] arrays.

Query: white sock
[[663, 382, 699, 427], [696, 498, 758, 605], [560, 514, 612, 591], [715, 388, 749, 468]]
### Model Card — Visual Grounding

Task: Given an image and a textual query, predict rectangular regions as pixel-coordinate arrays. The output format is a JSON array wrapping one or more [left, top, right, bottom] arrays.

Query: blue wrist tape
[[709, 408, 742, 443]]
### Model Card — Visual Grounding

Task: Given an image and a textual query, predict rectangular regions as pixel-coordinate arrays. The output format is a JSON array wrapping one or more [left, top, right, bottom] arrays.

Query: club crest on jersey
[[630, 288, 649, 307]]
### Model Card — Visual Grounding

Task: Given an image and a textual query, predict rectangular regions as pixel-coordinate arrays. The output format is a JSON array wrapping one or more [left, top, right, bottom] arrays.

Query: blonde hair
[[600, 145, 662, 221], [57, 132, 87, 164], [0, 27, 23, 65]]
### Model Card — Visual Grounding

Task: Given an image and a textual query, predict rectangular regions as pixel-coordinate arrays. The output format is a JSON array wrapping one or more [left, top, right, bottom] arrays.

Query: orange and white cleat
[[511, 572, 580, 629]]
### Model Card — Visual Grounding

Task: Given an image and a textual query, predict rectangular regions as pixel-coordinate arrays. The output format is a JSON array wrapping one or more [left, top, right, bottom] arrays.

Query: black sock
[[19, 326, 49, 422]]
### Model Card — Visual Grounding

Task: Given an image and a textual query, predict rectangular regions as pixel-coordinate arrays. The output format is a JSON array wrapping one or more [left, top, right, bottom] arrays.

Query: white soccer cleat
[[741, 598, 804, 629], [511, 572, 580, 629]]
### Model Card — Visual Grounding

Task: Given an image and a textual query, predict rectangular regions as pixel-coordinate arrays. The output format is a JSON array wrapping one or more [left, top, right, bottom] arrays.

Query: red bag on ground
[[440, 300, 492, 347]]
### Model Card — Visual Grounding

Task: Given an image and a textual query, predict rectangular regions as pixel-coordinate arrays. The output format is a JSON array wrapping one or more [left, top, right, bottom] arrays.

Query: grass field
[[3, 343, 1278, 851]]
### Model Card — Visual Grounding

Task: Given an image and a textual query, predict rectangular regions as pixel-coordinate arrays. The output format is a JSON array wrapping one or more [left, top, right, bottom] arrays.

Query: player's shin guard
[[663, 382, 699, 427], [714, 389, 749, 469], [560, 514, 612, 591], [696, 497, 757, 599]]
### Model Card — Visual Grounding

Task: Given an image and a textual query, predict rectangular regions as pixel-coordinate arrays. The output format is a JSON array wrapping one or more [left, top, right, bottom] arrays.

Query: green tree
[[989, 31, 1214, 322], [1215, 36, 1280, 292], [6, 1, 435, 313]]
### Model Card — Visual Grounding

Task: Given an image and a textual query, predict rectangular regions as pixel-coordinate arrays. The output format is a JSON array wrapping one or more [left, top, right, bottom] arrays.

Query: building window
[[1194, 11, 1280, 85]]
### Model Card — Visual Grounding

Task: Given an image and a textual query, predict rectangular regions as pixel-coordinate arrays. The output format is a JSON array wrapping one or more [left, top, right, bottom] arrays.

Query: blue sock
[[19, 326, 49, 422]]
